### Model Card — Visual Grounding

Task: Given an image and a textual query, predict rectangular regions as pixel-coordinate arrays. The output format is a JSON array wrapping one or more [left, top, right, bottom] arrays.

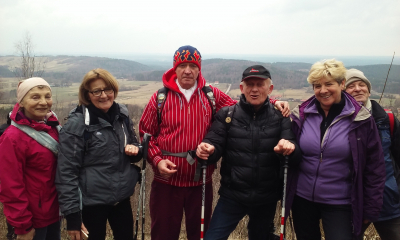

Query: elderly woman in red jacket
[[0, 78, 62, 240]]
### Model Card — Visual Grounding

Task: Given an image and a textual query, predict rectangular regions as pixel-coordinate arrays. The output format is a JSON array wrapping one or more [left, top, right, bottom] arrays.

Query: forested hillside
[[0, 56, 399, 93]]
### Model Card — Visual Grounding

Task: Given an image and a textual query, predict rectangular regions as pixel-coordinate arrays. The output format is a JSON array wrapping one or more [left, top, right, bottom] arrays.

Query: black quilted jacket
[[203, 95, 301, 206]]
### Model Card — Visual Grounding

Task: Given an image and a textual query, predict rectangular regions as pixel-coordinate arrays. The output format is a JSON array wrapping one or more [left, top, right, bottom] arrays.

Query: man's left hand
[[274, 139, 295, 156], [274, 101, 290, 117]]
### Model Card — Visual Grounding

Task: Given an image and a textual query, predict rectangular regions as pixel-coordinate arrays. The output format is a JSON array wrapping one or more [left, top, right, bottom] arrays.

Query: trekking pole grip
[[142, 133, 152, 169]]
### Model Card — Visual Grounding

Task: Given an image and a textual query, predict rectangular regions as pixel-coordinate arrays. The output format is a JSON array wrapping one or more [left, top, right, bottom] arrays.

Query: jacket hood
[[10, 103, 59, 131], [291, 91, 370, 123], [162, 67, 206, 93]]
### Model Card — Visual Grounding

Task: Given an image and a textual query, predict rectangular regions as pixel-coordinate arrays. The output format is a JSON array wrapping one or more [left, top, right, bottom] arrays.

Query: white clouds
[[0, 0, 399, 57]]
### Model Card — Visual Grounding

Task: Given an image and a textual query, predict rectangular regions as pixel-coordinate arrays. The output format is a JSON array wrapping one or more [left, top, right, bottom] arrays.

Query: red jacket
[[0, 103, 60, 235]]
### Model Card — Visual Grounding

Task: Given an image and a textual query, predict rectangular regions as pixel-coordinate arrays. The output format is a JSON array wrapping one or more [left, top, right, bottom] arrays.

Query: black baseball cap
[[242, 65, 271, 81]]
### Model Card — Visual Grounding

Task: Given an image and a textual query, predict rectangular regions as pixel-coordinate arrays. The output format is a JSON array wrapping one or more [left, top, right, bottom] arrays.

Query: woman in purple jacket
[[286, 59, 385, 240]]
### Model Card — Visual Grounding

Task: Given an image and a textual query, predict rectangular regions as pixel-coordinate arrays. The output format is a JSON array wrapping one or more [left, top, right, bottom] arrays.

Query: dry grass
[[0, 165, 382, 240]]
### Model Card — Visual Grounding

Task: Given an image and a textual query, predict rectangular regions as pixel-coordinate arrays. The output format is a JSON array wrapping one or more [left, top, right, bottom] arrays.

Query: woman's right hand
[[68, 223, 89, 240], [16, 228, 35, 240], [125, 144, 139, 156]]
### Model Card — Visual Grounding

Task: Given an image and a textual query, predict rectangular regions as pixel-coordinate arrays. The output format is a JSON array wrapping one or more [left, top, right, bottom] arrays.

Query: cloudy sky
[[1, 0, 399, 60]]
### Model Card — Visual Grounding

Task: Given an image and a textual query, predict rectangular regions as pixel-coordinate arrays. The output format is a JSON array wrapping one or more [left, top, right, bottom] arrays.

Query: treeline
[[1, 56, 399, 93]]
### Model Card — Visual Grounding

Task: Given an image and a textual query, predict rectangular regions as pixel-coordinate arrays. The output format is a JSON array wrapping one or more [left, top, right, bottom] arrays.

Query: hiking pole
[[142, 133, 151, 240], [379, 51, 395, 104], [280, 155, 289, 240], [134, 133, 152, 240], [200, 160, 207, 240], [134, 172, 142, 240]]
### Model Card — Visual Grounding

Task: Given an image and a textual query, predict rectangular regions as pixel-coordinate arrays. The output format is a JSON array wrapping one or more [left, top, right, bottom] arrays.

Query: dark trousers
[[292, 195, 352, 240], [358, 216, 400, 240], [149, 180, 213, 240], [6, 220, 16, 240], [33, 221, 61, 240], [205, 196, 277, 240], [82, 198, 133, 240]]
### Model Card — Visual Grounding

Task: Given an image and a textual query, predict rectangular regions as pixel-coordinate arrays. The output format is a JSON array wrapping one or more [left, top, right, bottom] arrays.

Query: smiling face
[[345, 80, 370, 105], [19, 86, 53, 121], [240, 77, 273, 111], [175, 63, 200, 89], [313, 77, 345, 112], [88, 78, 115, 113]]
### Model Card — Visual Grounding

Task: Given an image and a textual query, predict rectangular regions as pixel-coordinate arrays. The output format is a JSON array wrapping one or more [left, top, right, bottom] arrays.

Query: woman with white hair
[[0, 78, 61, 240]]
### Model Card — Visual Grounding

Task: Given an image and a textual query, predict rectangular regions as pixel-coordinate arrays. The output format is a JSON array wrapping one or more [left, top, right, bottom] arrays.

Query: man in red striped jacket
[[139, 45, 288, 240]]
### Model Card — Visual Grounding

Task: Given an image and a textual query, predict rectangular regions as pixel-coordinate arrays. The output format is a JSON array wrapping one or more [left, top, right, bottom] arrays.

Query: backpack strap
[[385, 109, 395, 137], [156, 87, 169, 125], [202, 86, 216, 119], [11, 120, 60, 155], [225, 104, 236, 132]]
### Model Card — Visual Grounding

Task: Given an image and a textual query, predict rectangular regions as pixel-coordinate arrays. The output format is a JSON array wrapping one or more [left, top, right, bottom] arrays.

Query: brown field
[[0, 78, 388, 239]]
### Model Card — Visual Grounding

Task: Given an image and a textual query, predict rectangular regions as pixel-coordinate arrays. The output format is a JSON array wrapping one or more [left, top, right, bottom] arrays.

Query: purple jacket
[[286, 92, 385, 238]]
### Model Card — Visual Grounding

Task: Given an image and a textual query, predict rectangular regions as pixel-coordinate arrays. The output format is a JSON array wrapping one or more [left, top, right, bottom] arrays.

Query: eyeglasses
[[89, 89, 114, 97]]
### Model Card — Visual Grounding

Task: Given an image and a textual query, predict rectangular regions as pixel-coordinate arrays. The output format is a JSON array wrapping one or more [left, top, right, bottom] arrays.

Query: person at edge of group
[[138, 45, 290, 240], [0, 113, 16, 240], [0, 78, 61, 240], [285, 59, 386, 240], [196, 65, 302, 240], [55, 69, 143, 240], [344, 69, 400, 240]]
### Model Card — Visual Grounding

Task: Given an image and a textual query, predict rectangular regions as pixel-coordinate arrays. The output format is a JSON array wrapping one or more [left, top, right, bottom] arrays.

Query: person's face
[[345, 80, 370, 105], [240, 78, 273, 111], [175, 63, 199, 89], [88, 78, 115, 113], [313, 77, 344, 111], [19, 86, 53, 121]]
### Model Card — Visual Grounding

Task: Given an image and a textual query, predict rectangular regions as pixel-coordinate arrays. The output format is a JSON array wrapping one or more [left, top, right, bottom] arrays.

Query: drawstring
[[198, 88, 207, 112], [174, 92, 183, 110]]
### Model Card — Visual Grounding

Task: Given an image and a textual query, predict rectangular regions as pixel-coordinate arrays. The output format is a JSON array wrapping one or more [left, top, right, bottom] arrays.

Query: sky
[[0, 0, 399, 62]]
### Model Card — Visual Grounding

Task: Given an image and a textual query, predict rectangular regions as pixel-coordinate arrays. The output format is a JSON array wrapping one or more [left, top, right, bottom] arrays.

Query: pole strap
[[161, 150, 196, 165]]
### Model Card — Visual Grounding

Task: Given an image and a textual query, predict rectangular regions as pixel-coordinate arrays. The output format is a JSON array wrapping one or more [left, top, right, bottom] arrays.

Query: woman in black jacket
[[56, 69, 142, 240]]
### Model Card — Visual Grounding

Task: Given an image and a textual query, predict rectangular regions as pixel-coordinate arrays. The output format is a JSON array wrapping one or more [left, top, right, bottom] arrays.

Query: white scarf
[[176, 79, 198, 102]]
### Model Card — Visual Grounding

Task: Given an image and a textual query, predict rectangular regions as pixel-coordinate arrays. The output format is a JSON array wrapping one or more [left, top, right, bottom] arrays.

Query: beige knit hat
[[345, 69, 371, 93], [17, 77, 51, 103]]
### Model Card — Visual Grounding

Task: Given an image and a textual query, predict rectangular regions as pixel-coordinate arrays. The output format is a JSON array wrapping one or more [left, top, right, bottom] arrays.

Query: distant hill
[[347, 64, 400, 94], [0, 65, 13, 77], [200, 59, 310, 90], [0, 55, 154, 83], [0, 56, 398, 94]]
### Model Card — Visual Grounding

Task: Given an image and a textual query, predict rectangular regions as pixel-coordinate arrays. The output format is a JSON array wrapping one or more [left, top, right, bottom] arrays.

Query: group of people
[[0, 45, 398, 240]]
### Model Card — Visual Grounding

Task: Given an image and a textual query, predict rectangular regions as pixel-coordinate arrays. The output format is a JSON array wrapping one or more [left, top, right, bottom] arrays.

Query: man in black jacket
[[197, 65, 301, 240]]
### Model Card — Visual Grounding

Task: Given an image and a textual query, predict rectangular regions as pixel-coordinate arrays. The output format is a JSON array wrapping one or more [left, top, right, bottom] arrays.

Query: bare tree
[[13, 32, 47, 79]]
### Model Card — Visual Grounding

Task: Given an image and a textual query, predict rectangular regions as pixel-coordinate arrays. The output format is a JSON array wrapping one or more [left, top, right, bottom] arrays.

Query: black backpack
[[0, 113, 11, 137]]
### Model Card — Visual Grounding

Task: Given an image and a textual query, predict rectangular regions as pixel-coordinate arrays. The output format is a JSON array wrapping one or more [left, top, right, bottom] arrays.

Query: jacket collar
[[238, 94, 270, 114], [162, 67, 206, 94], [370, 99, 388, 124], [10, 103, 59, 131], [291, 91, 370, 123]]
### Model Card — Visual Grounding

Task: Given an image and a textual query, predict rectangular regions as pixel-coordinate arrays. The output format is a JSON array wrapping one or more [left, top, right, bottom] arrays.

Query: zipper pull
[[188, 106, 190, 114], [253, 112, 256, 120], [320, 153, 323, 162]]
